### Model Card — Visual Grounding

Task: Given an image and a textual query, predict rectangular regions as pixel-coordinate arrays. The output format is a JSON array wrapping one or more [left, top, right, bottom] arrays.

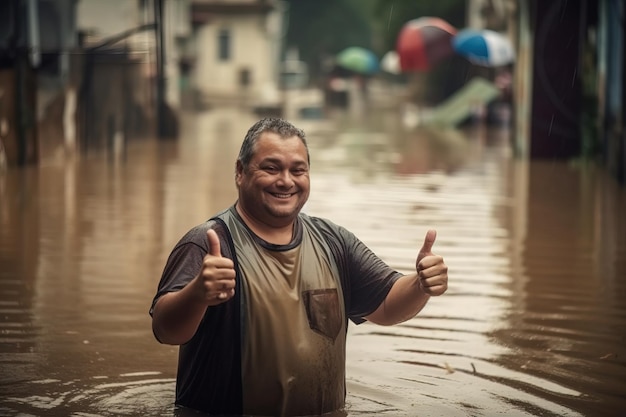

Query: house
[[0, 0, 192, 165], [189, 0, 285, 113], [0, 0, 80, 165], [78, 0, 191, 141]]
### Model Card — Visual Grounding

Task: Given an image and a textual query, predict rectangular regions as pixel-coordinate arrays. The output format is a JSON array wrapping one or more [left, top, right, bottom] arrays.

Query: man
[[150, 117, 448, 416]]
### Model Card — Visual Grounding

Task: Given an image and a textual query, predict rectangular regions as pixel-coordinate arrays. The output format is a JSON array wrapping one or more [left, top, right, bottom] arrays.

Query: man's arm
[[365, 230, 448, 326], [152, 277, 212, 345], [152, 229, 236, 345], [365, 273, 429, 325]]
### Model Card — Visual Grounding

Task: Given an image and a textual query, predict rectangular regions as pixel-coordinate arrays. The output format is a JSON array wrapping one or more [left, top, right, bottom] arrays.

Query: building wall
[[77, 0, 190, 137], [77, 0, 147, 44], [195, 13, 273, 102], [165, 0, 191, 108]]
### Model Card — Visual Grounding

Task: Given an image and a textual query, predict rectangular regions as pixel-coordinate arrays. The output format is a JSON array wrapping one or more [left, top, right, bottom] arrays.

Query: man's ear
[[235, 160, 243, 183]]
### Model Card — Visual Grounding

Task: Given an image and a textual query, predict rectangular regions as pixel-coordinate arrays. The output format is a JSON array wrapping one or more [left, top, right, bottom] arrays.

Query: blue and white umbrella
[[452, 29, 515, 67]]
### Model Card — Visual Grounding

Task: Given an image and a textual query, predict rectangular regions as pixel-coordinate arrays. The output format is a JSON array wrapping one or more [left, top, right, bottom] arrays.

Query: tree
[[283, 0, 374, 83]]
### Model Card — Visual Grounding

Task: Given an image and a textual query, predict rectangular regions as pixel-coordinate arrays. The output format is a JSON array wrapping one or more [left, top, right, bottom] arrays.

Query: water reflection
[[305, 121, 589, 417], [0, 107, 625, 416]]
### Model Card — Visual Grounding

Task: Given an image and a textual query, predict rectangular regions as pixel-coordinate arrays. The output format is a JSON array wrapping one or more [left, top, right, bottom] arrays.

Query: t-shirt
[[150, 206, 403, 415], [227, 206, 347, 415]]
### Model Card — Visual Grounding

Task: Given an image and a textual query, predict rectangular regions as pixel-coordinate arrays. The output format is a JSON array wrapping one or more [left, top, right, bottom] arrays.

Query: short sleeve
[[149, 224, 211, 316], [310, 218, 403, 323]]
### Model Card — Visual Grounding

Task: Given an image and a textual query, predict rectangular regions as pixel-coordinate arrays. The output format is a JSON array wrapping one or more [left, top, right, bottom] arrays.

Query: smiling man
[[150, 117, 449, 416]]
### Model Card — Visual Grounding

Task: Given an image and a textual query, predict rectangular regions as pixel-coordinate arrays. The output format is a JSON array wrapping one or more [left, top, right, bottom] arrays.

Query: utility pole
[[11, 0, 37, 165], [154, 0, 167, 138]]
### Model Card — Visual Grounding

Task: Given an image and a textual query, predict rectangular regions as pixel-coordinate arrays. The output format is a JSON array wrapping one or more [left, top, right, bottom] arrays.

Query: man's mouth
[[270, 192, 295, 199]]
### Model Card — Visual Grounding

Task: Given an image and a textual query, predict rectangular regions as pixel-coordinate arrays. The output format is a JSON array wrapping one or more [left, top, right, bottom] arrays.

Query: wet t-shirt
[[222, 208, 346, 416], [150, 206, 403, 416]]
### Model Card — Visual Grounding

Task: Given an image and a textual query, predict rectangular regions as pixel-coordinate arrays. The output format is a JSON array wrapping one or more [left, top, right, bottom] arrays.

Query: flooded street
[[1, 108, 625, 416]]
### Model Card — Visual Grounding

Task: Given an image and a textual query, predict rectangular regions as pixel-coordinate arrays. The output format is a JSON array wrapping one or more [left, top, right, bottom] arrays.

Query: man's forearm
[[152, 280, 208, 345], [365, 274, 430, 326]]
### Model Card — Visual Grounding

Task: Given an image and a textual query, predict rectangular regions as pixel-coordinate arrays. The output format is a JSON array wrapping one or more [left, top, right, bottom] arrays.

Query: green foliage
[[283, 0, 374, 81]]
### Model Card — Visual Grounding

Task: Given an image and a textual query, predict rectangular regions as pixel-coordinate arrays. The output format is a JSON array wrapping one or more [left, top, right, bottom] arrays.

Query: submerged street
[[0, 107, 625, 416]]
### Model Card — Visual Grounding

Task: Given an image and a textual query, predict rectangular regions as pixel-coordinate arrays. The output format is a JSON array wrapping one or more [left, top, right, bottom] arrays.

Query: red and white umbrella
[[396, 17, 457, 72]]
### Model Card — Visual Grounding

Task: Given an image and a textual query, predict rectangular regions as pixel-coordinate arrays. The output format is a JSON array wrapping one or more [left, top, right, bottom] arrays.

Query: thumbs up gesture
[[415, 230, 448, 296], [199, 229, 236, 305]]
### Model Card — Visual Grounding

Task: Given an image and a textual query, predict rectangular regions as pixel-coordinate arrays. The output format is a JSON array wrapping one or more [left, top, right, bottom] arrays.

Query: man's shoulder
[[177, 208, 233, 245], [300, 213, 350, 242], [174, 218, 225, 248], [171, 222, 208, 248], [300, 212, 332, 229]]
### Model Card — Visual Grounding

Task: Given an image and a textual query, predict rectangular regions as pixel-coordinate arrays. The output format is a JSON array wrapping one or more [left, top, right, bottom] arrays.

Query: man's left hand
[[416, 230, 448, 296]]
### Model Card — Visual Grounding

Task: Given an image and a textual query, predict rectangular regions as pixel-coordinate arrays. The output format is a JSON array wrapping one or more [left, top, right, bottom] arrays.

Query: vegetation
[[283, 0, 374, 81]]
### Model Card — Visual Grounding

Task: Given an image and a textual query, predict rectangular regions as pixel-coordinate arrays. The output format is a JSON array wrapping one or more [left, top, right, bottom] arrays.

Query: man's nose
[[276, 170, 295, 187]]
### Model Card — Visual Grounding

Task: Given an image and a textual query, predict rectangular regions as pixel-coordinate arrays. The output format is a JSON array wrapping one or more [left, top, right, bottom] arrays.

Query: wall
[[195, 13, 273, 103]]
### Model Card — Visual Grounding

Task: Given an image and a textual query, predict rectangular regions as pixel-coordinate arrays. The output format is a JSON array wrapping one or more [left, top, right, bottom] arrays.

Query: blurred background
[[0, 0, 624, 172], [0, 1, 625, 416]]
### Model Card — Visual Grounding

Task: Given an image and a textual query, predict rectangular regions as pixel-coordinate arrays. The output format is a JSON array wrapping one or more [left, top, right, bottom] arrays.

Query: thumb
[[207, 229, 222, 257], [418, 229, 437, 258]]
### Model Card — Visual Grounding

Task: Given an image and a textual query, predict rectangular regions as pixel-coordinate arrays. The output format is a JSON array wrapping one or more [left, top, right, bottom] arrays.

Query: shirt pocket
[[302, 288, 342, 341]]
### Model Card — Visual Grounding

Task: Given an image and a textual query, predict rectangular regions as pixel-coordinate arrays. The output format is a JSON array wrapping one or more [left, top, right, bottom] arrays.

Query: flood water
[[0, 107, 625, 417]]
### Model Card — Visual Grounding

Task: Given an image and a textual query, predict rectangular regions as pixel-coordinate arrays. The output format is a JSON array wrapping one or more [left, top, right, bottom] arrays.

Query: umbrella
[[452, 29, 515, 67], [380, 50, 400, 74], [396, 17, 457, 72], [336, 47, 379, 75]]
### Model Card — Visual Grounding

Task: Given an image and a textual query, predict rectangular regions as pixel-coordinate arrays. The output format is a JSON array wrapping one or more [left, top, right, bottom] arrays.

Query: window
[[239, 68, 251, 88], [218, 28, 230, 61]]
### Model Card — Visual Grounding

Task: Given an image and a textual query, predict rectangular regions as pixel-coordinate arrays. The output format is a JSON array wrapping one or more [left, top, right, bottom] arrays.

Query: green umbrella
[[336, 47, 379, 75]]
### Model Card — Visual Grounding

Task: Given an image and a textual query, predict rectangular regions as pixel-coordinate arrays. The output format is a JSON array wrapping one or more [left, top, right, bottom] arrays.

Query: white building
[[77, 0, 285, 111], [190, 0, 285, 109]]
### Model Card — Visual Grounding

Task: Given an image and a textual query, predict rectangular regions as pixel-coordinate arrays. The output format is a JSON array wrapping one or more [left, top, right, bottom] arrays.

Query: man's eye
[[292, 168, 307, 176], [264, 166, 279, 173]]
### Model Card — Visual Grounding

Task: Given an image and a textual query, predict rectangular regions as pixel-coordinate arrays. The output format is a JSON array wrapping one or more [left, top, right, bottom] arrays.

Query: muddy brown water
[[0, 108, 625, 416]]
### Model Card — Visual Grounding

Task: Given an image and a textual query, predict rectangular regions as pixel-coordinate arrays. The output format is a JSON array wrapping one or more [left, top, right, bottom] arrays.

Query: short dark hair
[[237, 118, 309, 170]]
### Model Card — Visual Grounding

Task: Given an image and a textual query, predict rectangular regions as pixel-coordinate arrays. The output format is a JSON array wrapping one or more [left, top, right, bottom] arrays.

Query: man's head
[[235, 118, 311, 230], [237, 118, 309, 170]]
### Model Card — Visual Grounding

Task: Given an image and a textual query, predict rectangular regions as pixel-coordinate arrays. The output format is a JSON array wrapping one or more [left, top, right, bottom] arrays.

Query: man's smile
[[269, 192, 296, 199]]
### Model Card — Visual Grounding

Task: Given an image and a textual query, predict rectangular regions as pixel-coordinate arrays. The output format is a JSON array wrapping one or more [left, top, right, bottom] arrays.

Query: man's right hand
[[198, 229, 236, 305]]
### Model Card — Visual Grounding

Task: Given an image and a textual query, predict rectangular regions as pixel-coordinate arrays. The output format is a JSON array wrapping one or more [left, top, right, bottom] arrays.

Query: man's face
[[236, 132, 310, 228]]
